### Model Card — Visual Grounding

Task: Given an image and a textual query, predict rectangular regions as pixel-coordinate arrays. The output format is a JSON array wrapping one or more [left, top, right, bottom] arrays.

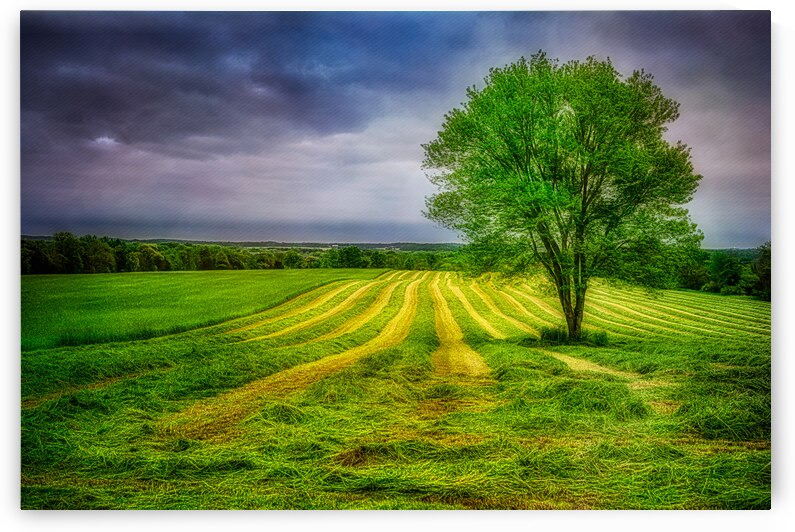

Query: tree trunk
[[570, 284, 586, 340], [558, 278, 587, 341]]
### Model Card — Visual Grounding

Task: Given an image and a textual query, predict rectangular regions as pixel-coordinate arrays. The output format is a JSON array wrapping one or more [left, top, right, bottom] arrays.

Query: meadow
[[21, 269, 384, 351], [20, 269, 771, 509]]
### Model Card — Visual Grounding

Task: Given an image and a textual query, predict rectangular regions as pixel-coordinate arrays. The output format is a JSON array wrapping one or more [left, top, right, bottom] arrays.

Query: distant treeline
[[20, 232, 770, 300], [678, 242, 770, 300], [21, 232, 462, 275], [21, 235, 462, 252]]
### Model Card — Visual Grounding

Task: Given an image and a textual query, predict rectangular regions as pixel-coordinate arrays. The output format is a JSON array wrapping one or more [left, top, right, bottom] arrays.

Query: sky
[[20, 10, 771, 247]]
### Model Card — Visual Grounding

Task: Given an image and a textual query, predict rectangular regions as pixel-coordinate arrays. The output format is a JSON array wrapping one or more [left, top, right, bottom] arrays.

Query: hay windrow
[[429, 273, 491, 378], [588, 288, 769, 336], [468, 281, 537, 335], [538, 349, 639, 379], [22, 269, 771, 509], [492, 284, 558, 329], [306, 280, 403, 344], [512, 285, 565, 320], [162, 276, 427, 440], [584, 301, 681, 335], [445, 274, 506, 340], [241, 281, 378, 342], [586, 297, 712, 336], [226, 280, 361, 334]]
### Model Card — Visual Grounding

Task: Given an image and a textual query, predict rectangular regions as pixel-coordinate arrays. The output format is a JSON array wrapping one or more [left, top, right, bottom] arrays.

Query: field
[[21, 269, 385, 351], [21, 269, 771, 509]]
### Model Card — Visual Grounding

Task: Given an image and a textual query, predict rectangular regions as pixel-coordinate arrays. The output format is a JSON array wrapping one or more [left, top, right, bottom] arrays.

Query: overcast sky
[[20, 11, 770, 246]]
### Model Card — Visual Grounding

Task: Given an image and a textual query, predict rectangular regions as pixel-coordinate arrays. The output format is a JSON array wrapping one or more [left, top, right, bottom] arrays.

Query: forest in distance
[[21, 232, 771, 300]]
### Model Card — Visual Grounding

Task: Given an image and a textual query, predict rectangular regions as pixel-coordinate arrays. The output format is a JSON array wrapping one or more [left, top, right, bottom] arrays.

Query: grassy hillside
[[21, 269, 386, 351], [21, 270, 770, 509]]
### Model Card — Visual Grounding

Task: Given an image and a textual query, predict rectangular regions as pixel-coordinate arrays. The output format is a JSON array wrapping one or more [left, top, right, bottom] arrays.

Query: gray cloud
[[21, 11, 770, 245]]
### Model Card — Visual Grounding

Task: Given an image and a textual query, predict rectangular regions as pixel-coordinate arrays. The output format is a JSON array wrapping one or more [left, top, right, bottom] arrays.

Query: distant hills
[[21, 235, 463, 252]]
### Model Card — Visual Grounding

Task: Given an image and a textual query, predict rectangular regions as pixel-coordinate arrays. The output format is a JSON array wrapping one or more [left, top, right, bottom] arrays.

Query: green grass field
[[21, 269, 385, 351], [20, 270, 771, 509]]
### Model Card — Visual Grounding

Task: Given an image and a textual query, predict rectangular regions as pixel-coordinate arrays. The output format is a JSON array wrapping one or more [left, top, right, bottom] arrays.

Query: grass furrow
[[21, 269, 386, 351], [589, 289, 769, 337], [612, 285, 770, 322], [591, 286, 769, 329], [429, 273, 491, 378], [655, 294, 770, 325], [587, 295, 744, 339], [227, 280, 362, 333], [584, 302, 692, 338], [493, 286, 561, 329], [537, 349, 640, 380], [288, 280, 404, 347], [241, 281, 381, 342], [514, 285, 566, 320], [162, 275, 429, 440], [586, 298, 717, 336], [446, 274, 506, 340], [467, 281, 538, 336], [20, 269, 771, 510], [376, 271, 401, 281]]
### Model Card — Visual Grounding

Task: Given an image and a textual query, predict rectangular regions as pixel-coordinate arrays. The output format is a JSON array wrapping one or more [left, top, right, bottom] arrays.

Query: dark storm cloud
[[21, 12, 476, 150], [20, 11, 770, 245]]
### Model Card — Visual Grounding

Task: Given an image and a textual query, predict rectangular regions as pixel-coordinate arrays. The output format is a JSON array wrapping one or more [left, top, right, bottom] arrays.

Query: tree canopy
[[423, 52, 703, 339]]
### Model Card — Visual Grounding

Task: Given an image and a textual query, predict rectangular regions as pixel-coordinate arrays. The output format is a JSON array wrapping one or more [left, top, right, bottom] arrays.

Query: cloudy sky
[[20, 10, 770, 246]]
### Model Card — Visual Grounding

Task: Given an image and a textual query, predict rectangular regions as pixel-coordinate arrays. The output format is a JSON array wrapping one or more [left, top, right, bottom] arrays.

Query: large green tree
[[423, 53, 702, 339]]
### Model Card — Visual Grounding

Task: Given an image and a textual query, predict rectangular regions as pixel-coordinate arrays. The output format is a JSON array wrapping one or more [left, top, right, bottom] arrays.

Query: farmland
[[21, 269, 385, 351], [21, 269, 771, 509]]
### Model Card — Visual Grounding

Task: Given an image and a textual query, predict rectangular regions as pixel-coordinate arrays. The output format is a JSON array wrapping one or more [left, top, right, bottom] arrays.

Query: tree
[[283, 249, 305, 269], [138, 244, 168, 271], [676, 244, 710, 290], [706, 251, 742, 292], [423, 53, 702, 339], [338, 246, 367, 268], [53, 232, 83, 273], [81, 236, 116, 273], [367, 250, 387, 269], [752, 241, 771, 300]]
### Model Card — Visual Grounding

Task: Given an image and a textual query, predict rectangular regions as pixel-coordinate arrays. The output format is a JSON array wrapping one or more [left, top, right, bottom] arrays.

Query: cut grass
[[21, 269, 771, 509], [22, 269, 385, 350]]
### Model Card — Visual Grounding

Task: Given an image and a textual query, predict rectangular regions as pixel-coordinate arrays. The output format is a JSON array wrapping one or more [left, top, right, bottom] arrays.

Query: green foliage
[[21, 269, 384, 350], [534, 326, 608, 347], [423, 52, 702, 339], [751, 241, 771, 300], [709, 252, 742, 289], [21, 235, 464, 275], [282, 249, 304, 269], [338, 246, 368, 268], [697, 246, 770, 298], [20, 270, 770, 509]]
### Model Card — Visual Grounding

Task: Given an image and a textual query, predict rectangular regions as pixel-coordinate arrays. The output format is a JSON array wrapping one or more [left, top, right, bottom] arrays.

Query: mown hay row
[[287, 280, 404, 347], [162, 275, 428, 441], [610, 285, 770, 321], [581, 310, 652, 336], [377, 270, 402, 281], [445, 274, 506, 340], [586, 296, 732, 338], [491, 286, 560, 329], [429, 273, 491, 377], [468, 281, 538, 336], [584, 301, 688, 338], [226, 280, 362, 333], [589, 288, 769, 336], [514, 285, 566, 320], [537, 349, 639, 379], [241, 281, 379, 342], [537, 349, 666, 391], [649, 291, 769, 324]]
